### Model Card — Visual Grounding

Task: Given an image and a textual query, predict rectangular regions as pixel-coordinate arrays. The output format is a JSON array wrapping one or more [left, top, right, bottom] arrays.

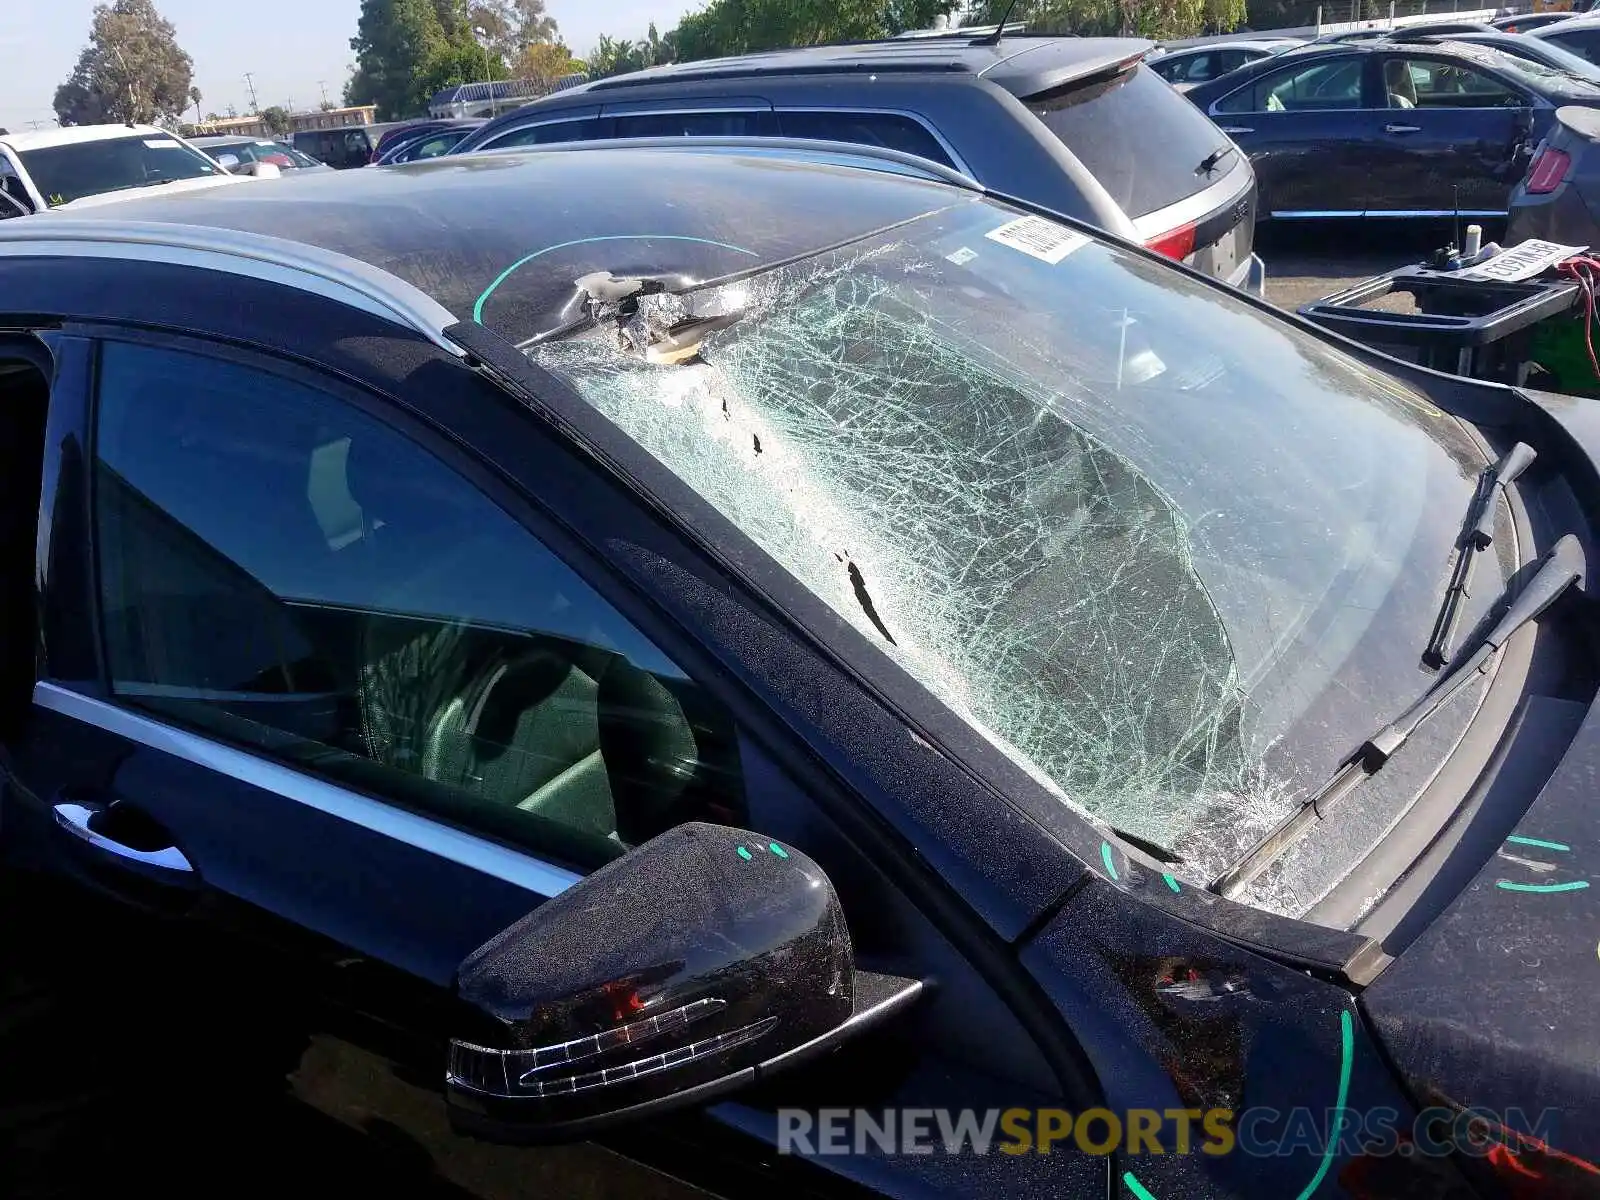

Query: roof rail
[[467, 134, 985, 192], [0, 218, 464, 354], [583, 58, 972, 90]]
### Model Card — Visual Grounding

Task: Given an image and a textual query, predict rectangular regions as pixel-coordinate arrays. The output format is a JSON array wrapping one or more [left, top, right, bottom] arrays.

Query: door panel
[[1370, 54, 1530, 212], [1211, 54, 1385, 213]]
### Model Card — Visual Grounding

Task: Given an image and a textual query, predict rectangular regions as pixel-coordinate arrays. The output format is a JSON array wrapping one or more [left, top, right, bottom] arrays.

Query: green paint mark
[[1162, 873, 1181, 893], [1100, 841, 1119, 881], [1294, 1008, 1355, 1200], [471, 233, 758, 324], [1507, 835, 1571, 852], [1121, 1009, 1355, 1200], [736, 846, 753, 861], [769, 843, 789, 858], [1497, 879, 1589, 893]]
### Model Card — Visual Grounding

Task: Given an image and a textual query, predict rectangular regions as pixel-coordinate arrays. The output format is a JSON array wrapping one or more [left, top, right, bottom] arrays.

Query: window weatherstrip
[[33, 680, 582, 899]]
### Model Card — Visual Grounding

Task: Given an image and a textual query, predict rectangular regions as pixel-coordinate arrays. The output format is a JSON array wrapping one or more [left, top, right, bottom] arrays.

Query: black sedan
[[0, 141, 1598, 1199], [1185, 39, 1600, 218]]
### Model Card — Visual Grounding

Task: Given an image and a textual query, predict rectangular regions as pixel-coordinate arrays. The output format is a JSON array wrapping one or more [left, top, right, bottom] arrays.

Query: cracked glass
[[529, 199, 1503, 899]]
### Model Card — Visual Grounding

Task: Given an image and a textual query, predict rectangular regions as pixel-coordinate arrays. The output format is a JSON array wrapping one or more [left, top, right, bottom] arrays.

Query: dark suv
[[292, 125, 378, 170], [449, 34, 1265, 291]]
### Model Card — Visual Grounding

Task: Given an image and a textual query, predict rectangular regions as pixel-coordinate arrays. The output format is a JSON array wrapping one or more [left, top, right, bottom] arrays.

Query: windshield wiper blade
[[1211, 533, 1586, 900], [1424, 441, 1536, 669], [1197, 144, 1236, 175]]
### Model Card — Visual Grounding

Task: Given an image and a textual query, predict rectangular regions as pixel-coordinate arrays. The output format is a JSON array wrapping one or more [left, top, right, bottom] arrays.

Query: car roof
[[27, 143, 982, 346], [0, 123, 170, 151]]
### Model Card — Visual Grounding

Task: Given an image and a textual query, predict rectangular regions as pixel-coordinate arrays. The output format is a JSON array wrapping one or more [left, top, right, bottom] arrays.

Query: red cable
[[1556, 255, 1600, 384]]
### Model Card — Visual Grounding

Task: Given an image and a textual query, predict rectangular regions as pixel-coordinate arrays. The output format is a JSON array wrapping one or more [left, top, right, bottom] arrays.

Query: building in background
[[428, 74, 588, 119], [183, 105, 378, 138]]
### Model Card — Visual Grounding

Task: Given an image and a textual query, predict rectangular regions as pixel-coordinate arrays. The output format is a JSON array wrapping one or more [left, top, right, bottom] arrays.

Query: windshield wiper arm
[[1211, 533, 1586, 900], [1197, 144, 1236, 175], [1425, 441, 1536, 669]]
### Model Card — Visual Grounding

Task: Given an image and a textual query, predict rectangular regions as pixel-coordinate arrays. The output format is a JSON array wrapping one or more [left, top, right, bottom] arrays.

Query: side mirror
[[245, 161, 282, 179], [446, 822, 922, 1143]]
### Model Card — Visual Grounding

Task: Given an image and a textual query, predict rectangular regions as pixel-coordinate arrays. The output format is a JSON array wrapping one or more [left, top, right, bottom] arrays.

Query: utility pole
[[243, 72, 260, 113], [318, 80, 330, 108]]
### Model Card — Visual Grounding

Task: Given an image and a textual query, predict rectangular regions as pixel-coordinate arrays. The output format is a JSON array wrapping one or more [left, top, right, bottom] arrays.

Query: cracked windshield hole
[[530, 204, 1484, 905]]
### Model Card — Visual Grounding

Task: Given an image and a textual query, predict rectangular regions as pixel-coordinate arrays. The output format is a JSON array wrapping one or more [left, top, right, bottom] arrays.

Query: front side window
[[1548, 28, 1600, 64], [18, 134, 221, 206], [1384, 57, 1524, 107], [1216, 57, 1366, 113], [532, 198, 1502, 895], [92, 341, 744, 864]]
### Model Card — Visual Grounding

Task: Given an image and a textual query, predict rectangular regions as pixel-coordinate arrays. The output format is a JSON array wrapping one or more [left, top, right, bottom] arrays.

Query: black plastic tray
[[1298, 265, 1580, 349]]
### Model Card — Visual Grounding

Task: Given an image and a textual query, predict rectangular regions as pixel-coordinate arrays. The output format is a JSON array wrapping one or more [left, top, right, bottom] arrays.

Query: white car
[[0, 123, 254, 218]]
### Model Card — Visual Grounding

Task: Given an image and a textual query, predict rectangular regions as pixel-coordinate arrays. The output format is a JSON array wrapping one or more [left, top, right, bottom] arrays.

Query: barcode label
[[984, 215, 1089, 264]]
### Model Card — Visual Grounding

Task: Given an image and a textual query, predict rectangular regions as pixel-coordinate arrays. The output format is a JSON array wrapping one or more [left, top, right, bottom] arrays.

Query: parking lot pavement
[[1257, 218, 1505, 314]]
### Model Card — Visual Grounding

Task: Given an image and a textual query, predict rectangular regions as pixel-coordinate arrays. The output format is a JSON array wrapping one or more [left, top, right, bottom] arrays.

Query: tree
[[53, 0, 195, 126], [188, 84, 201, 124], [348, 0, 452, 118], [586, 33, 646, 79], [515, 40, 582, 91], [971, 0, 1243, 38], [259, 105, 292, 135], [667, 0, 961, 62], [467, 0, 558, 64]]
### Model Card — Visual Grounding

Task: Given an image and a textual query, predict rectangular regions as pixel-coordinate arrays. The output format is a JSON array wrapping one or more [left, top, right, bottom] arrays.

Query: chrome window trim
[[0, 219, 465, 355], [1269, 207, 1505, 217], [34, 681, 583, 899], [772, 106, 973, 176]]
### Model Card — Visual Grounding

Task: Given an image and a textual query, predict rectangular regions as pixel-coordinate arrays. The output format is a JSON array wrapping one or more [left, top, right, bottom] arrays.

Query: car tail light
[[1526, 146, 1572, 194], [1145, 222, 1197, 261]]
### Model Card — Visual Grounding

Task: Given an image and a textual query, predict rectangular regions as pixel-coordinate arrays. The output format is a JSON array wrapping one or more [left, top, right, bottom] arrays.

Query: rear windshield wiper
[[1424, 441, 1536, 669], [1197, 143, 1237, 175], [1211, 533, 1586, 900]]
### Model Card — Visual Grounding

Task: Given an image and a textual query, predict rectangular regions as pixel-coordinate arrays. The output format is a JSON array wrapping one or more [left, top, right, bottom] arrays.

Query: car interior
[[90, 356, 744, 866]]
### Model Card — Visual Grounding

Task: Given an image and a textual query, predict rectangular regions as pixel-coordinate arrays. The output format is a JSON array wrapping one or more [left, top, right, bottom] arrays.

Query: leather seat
[[1384, 61, 1418, 108]]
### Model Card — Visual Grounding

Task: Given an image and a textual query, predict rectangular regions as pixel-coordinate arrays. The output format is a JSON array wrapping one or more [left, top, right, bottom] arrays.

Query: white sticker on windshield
[[984, 215, 1089, 265], [945, 246, 978, 266], [143, 138, 180, 148]]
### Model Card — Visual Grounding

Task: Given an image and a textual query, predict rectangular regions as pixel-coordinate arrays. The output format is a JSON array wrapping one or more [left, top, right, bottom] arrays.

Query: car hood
[[53, 173, 251, 209], [1360, 385, 1600, 1183]]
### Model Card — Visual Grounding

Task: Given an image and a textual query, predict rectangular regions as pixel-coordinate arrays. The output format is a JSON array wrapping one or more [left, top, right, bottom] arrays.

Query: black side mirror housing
[[446, 822, 921, 1142]]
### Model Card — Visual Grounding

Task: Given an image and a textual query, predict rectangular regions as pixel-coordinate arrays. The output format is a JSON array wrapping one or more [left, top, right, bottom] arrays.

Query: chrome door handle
[[1385, 124, 1422, 134], [53, 802, 194, 876], [1219, 126, 1254, 134]]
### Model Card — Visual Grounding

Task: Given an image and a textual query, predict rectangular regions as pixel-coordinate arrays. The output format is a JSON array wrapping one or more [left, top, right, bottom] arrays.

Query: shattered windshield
[[532, 200, 1496, 886]]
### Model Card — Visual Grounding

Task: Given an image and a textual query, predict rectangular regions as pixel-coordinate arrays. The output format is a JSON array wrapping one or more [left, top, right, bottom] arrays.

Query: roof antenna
[[974, 0, 1021, 46]]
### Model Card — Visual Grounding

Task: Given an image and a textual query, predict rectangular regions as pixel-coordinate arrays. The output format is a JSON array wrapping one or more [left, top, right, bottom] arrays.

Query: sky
[[0, 1, 696, 133]]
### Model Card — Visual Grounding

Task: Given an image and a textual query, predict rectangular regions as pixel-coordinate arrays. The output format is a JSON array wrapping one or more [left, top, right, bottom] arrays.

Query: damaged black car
[[0, 139, 1596, 1199]]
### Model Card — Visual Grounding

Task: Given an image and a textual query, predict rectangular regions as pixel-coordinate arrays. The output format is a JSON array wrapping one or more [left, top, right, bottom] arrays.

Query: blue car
[[0, 140, 1597, 1199], [1185, 38, 1600, 219]]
